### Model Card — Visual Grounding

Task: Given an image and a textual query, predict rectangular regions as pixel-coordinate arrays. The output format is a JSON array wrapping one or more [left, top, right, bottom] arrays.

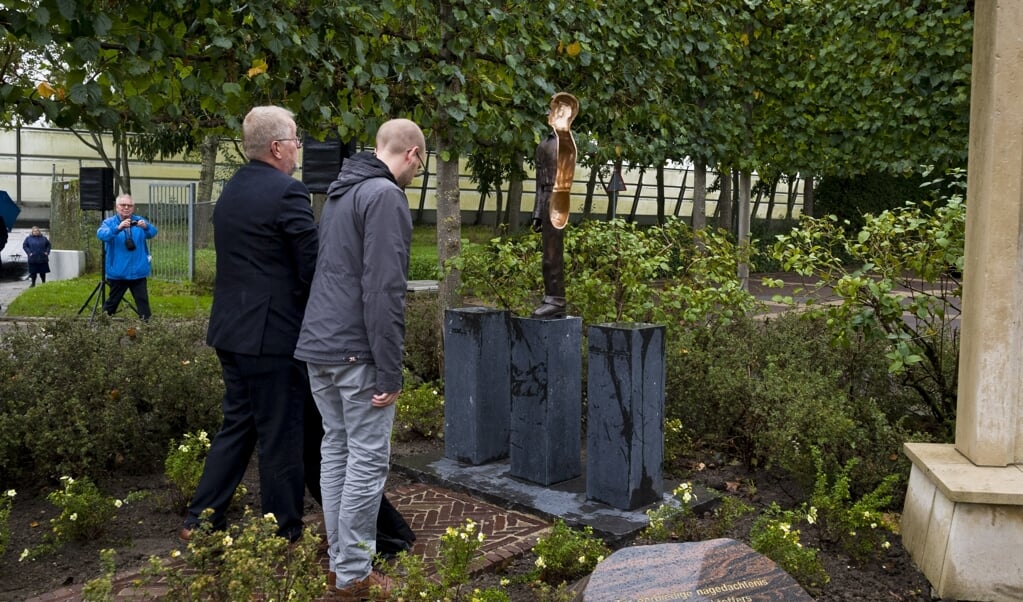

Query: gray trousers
[[307, 361, 395, 584]]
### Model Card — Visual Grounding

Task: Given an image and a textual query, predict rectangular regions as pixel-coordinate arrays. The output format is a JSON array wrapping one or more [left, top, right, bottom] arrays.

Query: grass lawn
[[5, 225, 505, 318]]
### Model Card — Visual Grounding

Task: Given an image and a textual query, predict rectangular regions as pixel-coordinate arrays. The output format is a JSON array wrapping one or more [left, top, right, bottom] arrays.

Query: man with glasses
[[181, 105, 319, 544], [296, 118, 426, 599], [96, 193, 158, 320]]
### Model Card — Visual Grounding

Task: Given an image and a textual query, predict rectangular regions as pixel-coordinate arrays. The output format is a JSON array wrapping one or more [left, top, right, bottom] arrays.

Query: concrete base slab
[[902, 443, 1023, 600], [392, 451, 714, 544]]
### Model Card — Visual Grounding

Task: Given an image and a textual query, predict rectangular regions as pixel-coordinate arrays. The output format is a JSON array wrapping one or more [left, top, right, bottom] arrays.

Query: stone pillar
[[443, 308, 511, 465], [901, 4, 1023, 599], [586, 322, 665, 510], [508, 316, 582, 485]]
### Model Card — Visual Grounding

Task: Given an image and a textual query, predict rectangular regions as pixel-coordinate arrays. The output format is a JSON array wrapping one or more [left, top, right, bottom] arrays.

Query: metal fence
[[146, 183, 195, 282]]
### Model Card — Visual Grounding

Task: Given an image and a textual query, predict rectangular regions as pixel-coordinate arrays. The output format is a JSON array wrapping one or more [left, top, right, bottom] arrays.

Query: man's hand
[[135, 219, 147, 228], [372, 391, 400, 408], [119, 218, 133, 230]]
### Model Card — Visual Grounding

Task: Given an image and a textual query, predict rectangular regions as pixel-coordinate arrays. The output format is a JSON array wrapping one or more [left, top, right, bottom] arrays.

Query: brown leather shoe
[[334, 570, 394, 601], [178, 526, 195, 543]]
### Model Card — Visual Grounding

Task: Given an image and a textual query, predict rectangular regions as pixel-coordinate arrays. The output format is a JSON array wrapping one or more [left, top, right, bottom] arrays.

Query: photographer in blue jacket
[[96, 193, 158, 320]]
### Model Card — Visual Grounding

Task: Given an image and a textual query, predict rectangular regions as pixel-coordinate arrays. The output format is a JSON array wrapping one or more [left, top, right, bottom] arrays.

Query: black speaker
[[80, 167, 115, 211], [302, 136, 356, 194]]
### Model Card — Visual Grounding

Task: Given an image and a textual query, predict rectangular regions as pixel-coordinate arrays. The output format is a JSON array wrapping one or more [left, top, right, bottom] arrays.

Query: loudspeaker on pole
[[302, 136, 357, 194], [80, 167, 115, 211]]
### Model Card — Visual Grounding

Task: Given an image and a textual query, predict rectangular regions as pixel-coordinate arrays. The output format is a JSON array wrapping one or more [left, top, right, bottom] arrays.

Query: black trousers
[[185, 351, 308, 541], [104, 278, 151, 320]]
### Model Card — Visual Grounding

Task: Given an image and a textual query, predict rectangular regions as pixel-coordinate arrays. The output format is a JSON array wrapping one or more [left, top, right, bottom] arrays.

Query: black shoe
[[531, 296, 567, 319]]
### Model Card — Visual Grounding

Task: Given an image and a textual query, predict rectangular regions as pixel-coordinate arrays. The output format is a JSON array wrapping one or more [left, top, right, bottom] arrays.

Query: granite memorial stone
[[443, 307, 511, 465], [582, 539, 813, 601]]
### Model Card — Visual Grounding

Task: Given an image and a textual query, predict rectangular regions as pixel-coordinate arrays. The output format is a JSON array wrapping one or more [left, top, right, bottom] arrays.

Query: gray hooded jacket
[[295, 151, 412, 393]]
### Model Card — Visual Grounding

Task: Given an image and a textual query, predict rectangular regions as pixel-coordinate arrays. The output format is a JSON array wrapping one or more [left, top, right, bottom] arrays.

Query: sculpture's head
[[548, 92, 579, 130]]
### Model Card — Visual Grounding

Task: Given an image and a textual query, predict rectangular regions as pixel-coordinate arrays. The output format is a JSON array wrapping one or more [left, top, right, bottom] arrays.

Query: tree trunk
[[738, 171, 752, 292], [692, 160, 707, 230], [673, 164, 689, 218], [195, 134, 219, 247], [435, 135, 462, 313], [628, 169, 645, 223], [506, 164, 523, 233], [785, 173, 799, 221], [656, 164, 666, 225], [718, 169, 732, 232], [803, 175, 815, 217], [583, 165, 597, 220]]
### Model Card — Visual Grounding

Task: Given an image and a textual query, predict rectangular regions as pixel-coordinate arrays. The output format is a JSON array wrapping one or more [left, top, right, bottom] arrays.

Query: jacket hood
[[326, 151, 396, 200]]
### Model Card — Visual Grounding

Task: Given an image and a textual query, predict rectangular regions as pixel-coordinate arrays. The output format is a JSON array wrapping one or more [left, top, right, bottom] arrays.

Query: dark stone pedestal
[[586, 322, 665, 510], [508, 316, 582, 485], [582, 539, 813, 601], [443, 307, 511, 465]]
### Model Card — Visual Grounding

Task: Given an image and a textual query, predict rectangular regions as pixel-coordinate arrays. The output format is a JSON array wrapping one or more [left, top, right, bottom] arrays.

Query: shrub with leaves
[[0, 489, 14, 557], [807, 451, 900, 563], [643, 482, 700, 541], [530, 519, 610, 586], [770, 167, 965, 430], [142, 507, 324, 601], [387, 518, 497, 601], [0, 318, 223, 487], [20, 476, 124, 560], [750, 503, 829, 591], [666, 312, 915, 493], [394, 373, 445, 441], [453, 218, 757, 331], [165, 430, 211, 502], [81, 548, 117, 601]]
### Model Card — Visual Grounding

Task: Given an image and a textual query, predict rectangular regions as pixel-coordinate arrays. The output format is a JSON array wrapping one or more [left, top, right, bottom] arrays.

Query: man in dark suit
[[180, 105, 319, 542]]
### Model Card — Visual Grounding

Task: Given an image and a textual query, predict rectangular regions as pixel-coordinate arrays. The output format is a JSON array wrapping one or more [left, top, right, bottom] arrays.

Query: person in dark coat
[[22, 227, 51, 286], [179, 105, 319, 543], [0, 216, 8, 277]]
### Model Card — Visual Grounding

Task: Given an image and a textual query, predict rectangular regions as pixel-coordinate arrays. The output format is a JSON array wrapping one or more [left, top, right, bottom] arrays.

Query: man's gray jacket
[[295, 151, 412, 393]]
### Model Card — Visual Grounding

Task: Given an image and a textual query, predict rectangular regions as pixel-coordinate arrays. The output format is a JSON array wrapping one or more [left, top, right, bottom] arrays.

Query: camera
[[125, 222, 137, 251]]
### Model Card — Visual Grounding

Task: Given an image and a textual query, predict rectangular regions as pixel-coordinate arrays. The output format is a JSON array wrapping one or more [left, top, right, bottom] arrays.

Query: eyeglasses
[[275, 138, 303, 149], [412, 147, 427, 176]]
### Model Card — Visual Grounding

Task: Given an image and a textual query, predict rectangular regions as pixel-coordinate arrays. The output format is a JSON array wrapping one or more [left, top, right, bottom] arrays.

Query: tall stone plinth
[[508, 316, 582, 486], [443, 308, 511, 465], [901, 4, 1023, 599], [586, 323, 665, 510]]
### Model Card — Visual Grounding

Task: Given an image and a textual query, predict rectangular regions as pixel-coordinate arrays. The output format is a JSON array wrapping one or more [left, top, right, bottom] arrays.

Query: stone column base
[[901, 442, 1023, 600]]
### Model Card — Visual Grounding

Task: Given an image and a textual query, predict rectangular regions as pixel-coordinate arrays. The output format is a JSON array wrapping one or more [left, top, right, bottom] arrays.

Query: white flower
[[178, 444, 190, 453], [870, 522, 877, 529], [500, 578, 510, 586], [19, 549, 30, 561], [535, 556, 546, 568], [597, 555, 605, 563], [114, 499, 123, 508], [806, 506, 818, 525], [882, 541, 891, 550], [5, 489, 15, 498], [170, 550, 181, 558], [578, 555, 587, 564], [264, 512, 276, 522], [69, 513, 78, 522], [223, 535, 233, 546]]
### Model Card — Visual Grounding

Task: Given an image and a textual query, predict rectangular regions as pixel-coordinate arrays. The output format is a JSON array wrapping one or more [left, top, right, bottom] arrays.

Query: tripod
[[78, 225, 139, 321]]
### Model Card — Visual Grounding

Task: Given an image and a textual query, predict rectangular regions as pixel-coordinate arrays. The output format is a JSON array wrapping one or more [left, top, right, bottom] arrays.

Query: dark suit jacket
[[206, 160, 318, 356]]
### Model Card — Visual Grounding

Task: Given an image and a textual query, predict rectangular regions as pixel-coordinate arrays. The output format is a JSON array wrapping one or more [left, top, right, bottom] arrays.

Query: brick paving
[[26, 482, 551, 601]]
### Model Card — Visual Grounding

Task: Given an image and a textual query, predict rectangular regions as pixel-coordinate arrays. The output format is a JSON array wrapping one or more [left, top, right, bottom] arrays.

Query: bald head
[[374, 118, 427, 189]]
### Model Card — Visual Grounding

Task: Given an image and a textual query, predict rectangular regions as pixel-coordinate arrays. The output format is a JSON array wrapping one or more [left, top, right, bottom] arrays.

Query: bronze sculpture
[[531, 92, 579, 319]]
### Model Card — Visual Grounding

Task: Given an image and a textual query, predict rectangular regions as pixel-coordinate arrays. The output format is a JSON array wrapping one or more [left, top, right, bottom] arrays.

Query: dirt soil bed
[[0, 438, 937, 601]]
